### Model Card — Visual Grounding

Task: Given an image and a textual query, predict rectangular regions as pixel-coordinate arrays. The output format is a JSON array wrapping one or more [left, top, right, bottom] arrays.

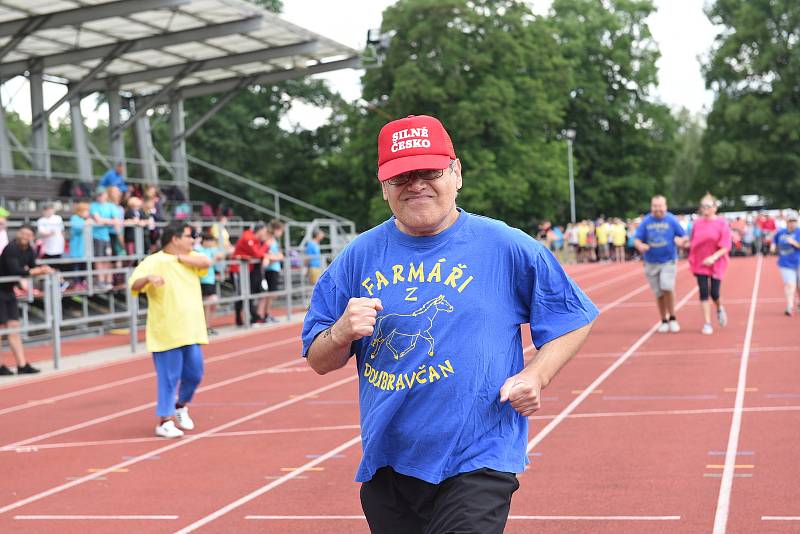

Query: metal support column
[[133, 101, 158, 183], [30, 64, 51, 177], [0, 83, 12, 175], [170, 96, 188, 193], [107, 79, 125, 165], [70, 96, 93, 181]]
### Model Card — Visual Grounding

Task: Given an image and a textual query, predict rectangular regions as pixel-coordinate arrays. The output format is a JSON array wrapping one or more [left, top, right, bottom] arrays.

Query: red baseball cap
[[377, 115, 456, 182]]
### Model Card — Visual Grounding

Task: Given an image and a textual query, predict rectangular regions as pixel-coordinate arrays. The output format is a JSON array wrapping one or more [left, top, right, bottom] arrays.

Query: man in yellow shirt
[[611, 218, 627, 262], [129, 222, 212, 438]]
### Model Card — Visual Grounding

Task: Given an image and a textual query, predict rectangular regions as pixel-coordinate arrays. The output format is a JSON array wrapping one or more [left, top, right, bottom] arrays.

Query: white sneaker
[[702, 323, 713, 335], [657, 321, 669, 333], [175, 406, 194, 430], [669, 319, 681, 333], [717, 307, 727, 327], [155, 420, 184, 438]]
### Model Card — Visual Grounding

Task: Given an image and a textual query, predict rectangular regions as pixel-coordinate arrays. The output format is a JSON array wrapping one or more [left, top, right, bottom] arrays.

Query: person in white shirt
[[36, 204, 65, 259]]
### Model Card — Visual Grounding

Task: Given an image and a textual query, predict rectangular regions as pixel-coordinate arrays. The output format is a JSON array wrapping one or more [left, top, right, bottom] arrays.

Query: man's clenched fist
[[331, 297, 383, 345]]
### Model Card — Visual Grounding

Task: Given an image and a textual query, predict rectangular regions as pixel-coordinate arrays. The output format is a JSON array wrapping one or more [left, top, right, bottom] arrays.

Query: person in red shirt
[[231, 222, 269, 326], [757, 212, 777, 254]]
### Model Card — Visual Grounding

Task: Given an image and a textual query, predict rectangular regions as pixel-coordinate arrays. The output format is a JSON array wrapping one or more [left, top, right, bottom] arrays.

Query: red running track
[[0, 256, 797, 533]]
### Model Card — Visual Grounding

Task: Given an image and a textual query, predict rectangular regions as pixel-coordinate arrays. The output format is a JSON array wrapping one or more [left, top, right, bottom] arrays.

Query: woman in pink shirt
[[688, 193, 732, 334]]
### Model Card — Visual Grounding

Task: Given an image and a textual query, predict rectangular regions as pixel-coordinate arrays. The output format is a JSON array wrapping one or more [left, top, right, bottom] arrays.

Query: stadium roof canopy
[[0, 0, 361, 99]]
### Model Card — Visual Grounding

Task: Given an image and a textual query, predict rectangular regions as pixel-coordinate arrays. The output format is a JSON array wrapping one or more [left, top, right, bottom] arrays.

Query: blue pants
[[152, 344, 204, 417]]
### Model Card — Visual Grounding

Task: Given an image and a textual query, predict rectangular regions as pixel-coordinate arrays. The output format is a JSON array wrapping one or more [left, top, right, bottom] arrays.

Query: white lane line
[[575, 345, 798, 359], [527, 284, 699, 453], [762, 516, 800, 521], [0, 358, 305, 450], [0, 338, 297, 417], [530, 405, 800, 421], [0, 374, 357, 516], [15, 515, 178, 520], [581, 268, 645, 293], [713, 254, 763, 534], [0, 321, 302, 392], [3, 424, 361, 452], [243, 514, 681, 521], [523, 279, 654, 356], [175, 435, 362, 534]]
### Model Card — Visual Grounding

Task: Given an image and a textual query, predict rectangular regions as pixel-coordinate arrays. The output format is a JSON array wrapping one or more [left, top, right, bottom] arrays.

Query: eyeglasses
[[701, 203, 714, 208], [386, 160, 456, 186], [183, 231, 198, 239]]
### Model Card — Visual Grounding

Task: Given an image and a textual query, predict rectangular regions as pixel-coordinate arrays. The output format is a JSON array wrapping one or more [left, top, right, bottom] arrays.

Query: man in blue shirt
[[634, 195, 688, 332], [305, 229, 325, 285], [99, 163, 128, 194], [302, 115, 598, 534]]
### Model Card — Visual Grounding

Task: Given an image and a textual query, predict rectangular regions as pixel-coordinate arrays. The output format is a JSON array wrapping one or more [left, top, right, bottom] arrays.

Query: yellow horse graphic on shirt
[[369, 295, 454, 360]]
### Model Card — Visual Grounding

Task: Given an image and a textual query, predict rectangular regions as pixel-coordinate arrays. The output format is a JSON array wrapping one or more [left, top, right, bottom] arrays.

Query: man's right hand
[[332, 297, 383, 344]]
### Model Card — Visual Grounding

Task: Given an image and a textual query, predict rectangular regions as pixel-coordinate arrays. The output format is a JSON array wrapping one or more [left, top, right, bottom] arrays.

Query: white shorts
[[780, 266, 800, 286], [644, 261, 677, 297]]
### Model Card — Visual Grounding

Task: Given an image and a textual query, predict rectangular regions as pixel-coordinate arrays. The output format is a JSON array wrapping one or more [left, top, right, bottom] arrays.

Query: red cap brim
[[377, 154, 451, 182]]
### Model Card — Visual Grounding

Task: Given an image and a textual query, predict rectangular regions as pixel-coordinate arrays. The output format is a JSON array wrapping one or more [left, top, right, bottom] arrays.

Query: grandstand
[[0, 0, 361, 362]]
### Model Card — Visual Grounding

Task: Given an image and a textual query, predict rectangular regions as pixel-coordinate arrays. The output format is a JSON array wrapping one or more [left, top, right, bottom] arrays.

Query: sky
[[1, 0, 720, 131]]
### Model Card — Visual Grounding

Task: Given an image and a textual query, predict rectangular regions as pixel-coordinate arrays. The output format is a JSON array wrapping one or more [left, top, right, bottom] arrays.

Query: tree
[[349, 0, 572, 230], [550, 0, 678, 219], [662, 108, 704, 208], [700, 0, 800, 207]]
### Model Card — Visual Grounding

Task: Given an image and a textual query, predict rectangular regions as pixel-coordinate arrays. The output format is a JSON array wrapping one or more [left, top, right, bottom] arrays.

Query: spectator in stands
[[231, 222, 269, 326], [36, 203, 65, 262], [67, 202, 92, 290], [305, 229, 325, 286], [262, 219, 285, 323], [107, 186, 125, 257], [0, 207, 9, 255], [123, 196, 147, 256], [0, 224, 54, 375], [195, 233, 224, 335], [89, 188, 117, 290], [99, 163, 128, 194], [128, 222, 212, 438], [142, 197, 163, 253]]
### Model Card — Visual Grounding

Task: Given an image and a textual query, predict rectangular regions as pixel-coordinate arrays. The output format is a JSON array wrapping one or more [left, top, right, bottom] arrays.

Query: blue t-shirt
[[774, 228, 800, 268], [89, 201, 118, 242], [68, 214, 86, 258], [305, 240, 322, 268], [99, 170, 128, 193], [301, 211, 599, 484], [266, 239, 281, 272], [195, 245, 217, 284], [634, 212, 685, 264]]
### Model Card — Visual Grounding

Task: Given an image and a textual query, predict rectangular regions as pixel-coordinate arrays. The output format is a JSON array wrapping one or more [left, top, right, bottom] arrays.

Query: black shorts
[[201, 283, 216, 297], [249, 268, 264, 295], [360, 467, 518, 534], [264, 270, 280, 292], [0, 292, 20, 324]]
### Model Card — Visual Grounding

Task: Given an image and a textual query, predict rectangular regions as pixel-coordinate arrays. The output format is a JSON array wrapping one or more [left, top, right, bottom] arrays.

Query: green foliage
[[550, 0, 678, 219], [700, 0, 800, 206], [662, 108, 705, 208], [349, 0, 572, 230]]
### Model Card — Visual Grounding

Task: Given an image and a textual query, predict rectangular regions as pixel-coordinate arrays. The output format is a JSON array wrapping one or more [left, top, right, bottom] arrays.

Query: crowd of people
[[537, 208, 798, 265]]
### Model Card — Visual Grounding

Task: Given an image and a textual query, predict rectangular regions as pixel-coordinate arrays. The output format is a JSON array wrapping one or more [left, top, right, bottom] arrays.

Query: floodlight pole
[[566, 129, 576, 223]]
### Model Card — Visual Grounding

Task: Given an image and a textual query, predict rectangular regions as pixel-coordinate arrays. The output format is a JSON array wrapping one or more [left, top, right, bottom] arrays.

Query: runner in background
[[687, 193, 731, 335], [771, 210, 800, 316]]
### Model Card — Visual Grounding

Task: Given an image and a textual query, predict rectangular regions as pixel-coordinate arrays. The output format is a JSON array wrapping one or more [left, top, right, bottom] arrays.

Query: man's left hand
[[499, 373, 543, 416]]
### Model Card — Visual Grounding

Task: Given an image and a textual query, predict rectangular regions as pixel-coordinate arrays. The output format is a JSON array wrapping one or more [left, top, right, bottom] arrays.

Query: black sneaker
[[17, 363, 40, 374], [0, 365, 13, 376]]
